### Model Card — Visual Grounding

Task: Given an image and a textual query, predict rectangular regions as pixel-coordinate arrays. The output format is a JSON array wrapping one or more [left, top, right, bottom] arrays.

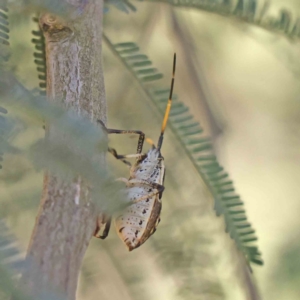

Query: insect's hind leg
[[94, 216, 112, 239], [97, 120, 145, 154]]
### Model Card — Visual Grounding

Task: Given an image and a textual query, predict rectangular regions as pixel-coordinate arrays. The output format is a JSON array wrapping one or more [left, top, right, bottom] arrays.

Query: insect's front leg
[[97, 119, 145, 154], [108, 148, 146, 167], [108, 147, 132, 167]]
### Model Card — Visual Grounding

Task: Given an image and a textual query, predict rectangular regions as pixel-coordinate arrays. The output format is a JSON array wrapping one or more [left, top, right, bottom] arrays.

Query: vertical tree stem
[[26, 1, 106, 299]]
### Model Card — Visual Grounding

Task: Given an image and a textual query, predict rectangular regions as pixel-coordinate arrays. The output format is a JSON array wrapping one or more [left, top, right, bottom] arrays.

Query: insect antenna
[[157, 53, 176, 151]]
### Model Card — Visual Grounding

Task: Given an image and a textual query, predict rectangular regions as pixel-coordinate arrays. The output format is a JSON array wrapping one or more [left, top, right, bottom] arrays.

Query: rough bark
[[25, 1, 106, 299]]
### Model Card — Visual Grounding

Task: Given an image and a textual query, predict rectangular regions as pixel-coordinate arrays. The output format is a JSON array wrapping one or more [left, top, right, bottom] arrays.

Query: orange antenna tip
[[157, 53, 176, 150]]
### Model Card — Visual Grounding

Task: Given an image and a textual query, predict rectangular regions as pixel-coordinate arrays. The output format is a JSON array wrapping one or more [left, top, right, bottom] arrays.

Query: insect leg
[[145, 138, 156, 148], [128, 179, 164, 190], [99, 217, 111, 239], [127, 179, 165, 203], [98, 120, 145, 154], [108, 148, 147, 167], [116, 177, 129, 184], [94, 215, 112, 239], [132, 188, 163, 203], [108, 147, 132, 167]]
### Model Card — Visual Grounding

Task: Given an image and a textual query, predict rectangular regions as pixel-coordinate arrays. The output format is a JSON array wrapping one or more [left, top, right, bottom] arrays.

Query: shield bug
[[95, 53, 176, 251]]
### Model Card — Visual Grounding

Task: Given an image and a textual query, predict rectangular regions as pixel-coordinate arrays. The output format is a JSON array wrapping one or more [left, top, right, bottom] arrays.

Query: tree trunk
[[25, 1, 106, 299]]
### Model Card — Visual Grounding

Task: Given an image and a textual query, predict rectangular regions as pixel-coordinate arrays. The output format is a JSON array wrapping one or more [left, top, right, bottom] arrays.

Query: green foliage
[[0, 107, 8, 169], [0, 219, 68, 300], [31, 17, 46, 95], [0, 3, 10, 64], [0, 106, 20, 171], [104, 36, 263, 266], [143, 0, 300, 41], [0, 71, 125, 212], [0, 1, 270, 299], [0, 3, 11, 170], [0, 219, 30, 300]]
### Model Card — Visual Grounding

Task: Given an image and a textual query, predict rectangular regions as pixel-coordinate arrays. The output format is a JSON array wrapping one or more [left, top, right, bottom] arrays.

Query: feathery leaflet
[[104, 35, 263, 266]]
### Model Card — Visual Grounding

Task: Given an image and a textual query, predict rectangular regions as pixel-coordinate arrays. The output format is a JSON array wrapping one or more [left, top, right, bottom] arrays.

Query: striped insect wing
[[115, 148, 165, 250]]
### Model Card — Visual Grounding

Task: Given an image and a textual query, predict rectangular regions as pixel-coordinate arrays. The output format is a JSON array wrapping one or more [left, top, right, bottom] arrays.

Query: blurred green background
[[1, 0, 300, 299]]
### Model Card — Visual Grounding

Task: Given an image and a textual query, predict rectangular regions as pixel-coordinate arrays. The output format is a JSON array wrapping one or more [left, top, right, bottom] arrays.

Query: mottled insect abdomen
[[115, 196, 162, 250], [115, 148, 164, 250]]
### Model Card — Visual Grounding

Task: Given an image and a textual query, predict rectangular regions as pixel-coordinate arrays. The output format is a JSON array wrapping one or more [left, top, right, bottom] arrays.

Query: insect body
[[115, 145, 165, 250], [95, 53, 176, 250]]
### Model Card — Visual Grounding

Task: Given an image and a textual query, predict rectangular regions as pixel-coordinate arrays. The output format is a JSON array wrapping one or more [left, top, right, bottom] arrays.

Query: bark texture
[[26, 1, 106, 299]]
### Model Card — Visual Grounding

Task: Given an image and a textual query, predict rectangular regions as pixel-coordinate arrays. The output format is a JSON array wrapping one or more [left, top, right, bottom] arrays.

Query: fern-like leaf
[[0, 219, 67, 300], [0, 106, 11, 170], [0, 3, 8, 58], [104, 34, 263, 266], [0, 2, 11, 171], [142, 0, 300, 41], [0, 219, 29, 299], [0, 3, 10, 64], [0, 71, 126, 212], [32, 17, 46, 95]]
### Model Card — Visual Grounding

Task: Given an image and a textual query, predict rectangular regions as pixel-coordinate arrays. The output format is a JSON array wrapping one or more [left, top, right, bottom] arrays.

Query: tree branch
[[25, 1, 106, 299]]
